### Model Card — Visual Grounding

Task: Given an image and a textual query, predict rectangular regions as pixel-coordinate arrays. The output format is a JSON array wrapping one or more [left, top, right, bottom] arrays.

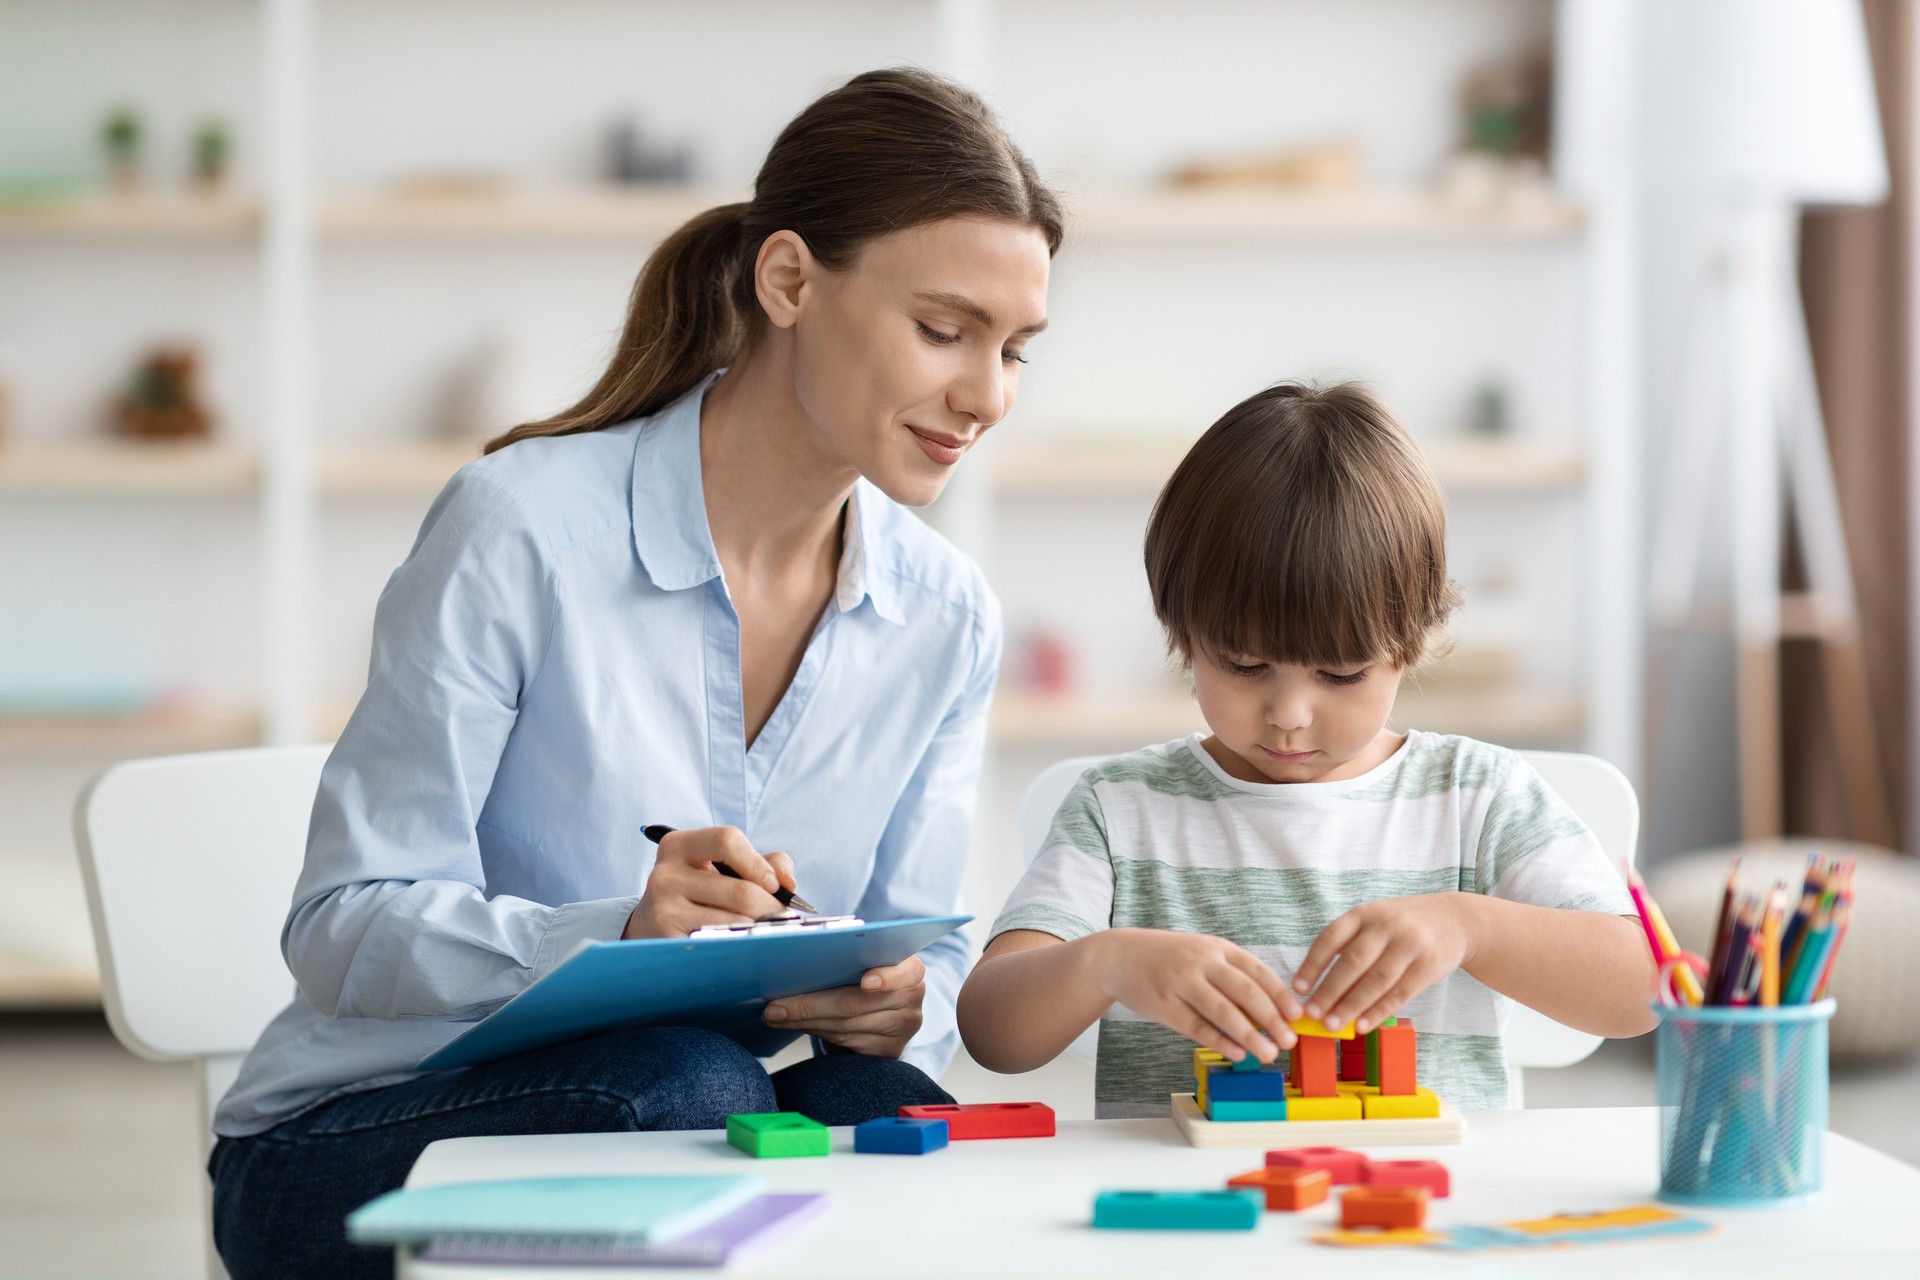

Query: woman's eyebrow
[[914, 289, 1048, 335]]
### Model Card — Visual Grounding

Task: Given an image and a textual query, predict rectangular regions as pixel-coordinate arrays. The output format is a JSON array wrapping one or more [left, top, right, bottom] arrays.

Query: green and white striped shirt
[[990, 731, 1634, 1118]]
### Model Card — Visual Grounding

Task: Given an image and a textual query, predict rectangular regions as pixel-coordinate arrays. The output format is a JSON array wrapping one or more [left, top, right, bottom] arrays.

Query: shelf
[[0, 704, 261, 753], [990, 436, 1583, 498], [0, 441, 258, 496], [319, 186, 746, 241], [1070, 187, 1584, 243], [0, 964, 100, 1008], [991, 685, 1583, 751], [317, 440, 478, 495], [0, 191, 259, 239]]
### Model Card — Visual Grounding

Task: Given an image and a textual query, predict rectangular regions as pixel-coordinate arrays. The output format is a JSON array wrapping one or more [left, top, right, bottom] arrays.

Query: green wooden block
[[726, 1111, 829, 1158], [1365, 1028, 1381, 1087], [1205, 1098, 1289, 1122]]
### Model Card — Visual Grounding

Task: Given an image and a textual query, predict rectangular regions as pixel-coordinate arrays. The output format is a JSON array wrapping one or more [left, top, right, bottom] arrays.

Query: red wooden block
[[1227, 1166, 1331, 1211], [1361, 1159, 1450, 1198], [898, 1102, 1055, 1139], [1265, 1146, 1369, 1185], [1287, 1033, 1338, 1097], [1338, 1045, 1369, 1081], [1374, 1023, 1416, 1096], [1340, 1185, 1430, 1230]]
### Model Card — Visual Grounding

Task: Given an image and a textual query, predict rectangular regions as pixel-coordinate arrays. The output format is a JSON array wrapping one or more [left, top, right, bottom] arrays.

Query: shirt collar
[[629, 373, 905, 625]]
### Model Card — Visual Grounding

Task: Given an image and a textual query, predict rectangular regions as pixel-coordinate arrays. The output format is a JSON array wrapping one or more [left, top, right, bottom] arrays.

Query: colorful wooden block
[[1361, 1158, 1450, 1197], [1289, 1033, 1338, 1097], [1289, 1016, 1357, 1039], [852, 1116, 948, 1155], [898, 1102, 1055, 1139], [1092, 1189, 1262, 1231], [1373, 1024, 1416, 1096], [1339, 1042, 1369, 1081], [1207, 1064, 1288, 1101], [726, 1111, 828, 1159], [1281, 1090, 1362, 1121], [1205, 1099, 1290, 1122], [1228, 1052, 1266, 1072], [1360, 1087, 1441, 1121], [1266, 1146, 1369, 1185], [1363, 1019, 1404, 1087], [1341, 1185, 1430, 1230], [1228, 1165, 1332, 1210]]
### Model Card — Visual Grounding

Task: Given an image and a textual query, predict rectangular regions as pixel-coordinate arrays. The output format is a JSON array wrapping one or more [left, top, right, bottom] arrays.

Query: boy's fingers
[[1228, 951, 1305, 1031], [1294, 913, 1361, 994], [1188, 988, 1278, 1064], [1323, 949, 1414, 1031], [1211, 968, 1292, 1051], [1304, 935, 1387, 1021]]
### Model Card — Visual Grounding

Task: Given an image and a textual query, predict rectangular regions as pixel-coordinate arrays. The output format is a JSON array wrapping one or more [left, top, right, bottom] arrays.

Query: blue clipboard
[[417, 915, 970, 1071]]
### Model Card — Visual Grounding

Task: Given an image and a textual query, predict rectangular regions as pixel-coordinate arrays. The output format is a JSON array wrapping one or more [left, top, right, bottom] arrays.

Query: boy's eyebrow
[[914, 289, 1049, 335]]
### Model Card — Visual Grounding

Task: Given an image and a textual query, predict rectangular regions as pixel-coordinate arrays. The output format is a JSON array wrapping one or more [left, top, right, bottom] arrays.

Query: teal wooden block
[[1228, 1053, 1265, 1072], [1205, 1098, 1289, 1122], [726, 1111, 829, 1158], [1093, 1189, 1262, 1230]]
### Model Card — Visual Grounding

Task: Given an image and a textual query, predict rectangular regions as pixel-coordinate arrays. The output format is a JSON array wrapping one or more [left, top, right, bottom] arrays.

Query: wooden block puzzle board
[[1170, 1093, 1466, 1148]]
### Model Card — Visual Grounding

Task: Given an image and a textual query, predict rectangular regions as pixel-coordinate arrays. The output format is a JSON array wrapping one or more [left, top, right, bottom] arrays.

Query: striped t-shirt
[[990, 731, 1634, 1118]]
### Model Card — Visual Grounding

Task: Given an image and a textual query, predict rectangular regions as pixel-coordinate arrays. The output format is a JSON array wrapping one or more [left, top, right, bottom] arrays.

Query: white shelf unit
[[0, 0, 1640, 1005]]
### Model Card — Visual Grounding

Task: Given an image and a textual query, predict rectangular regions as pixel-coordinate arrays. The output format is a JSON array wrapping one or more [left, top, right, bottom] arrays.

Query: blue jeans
[[208, 1026, 953, 1280]]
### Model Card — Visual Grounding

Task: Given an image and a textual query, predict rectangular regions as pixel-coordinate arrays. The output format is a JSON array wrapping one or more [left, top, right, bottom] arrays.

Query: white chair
[[73, 744, 331, 1280], [1016, 749, 1640, 1106]]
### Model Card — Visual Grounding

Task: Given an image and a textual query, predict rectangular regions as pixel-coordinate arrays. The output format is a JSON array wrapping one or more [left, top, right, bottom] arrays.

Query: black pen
[[640, 824, 819, 914]]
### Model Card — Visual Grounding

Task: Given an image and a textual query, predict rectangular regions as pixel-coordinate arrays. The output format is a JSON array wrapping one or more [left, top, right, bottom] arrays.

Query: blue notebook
[[418, 914, 969, 1070], [346, 1175, 763, 1246]]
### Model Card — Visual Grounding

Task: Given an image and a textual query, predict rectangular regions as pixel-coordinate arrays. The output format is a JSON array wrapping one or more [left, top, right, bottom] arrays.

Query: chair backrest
[[73, 744, 328, 1063], [1016, 748, 1639, 1078]]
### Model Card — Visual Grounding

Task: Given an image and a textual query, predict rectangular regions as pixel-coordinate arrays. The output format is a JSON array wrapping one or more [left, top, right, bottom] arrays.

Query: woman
[[209, 68, 1061, 1278]]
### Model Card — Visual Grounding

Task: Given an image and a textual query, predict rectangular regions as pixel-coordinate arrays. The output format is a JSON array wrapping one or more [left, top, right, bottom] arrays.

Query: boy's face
[[1190, 648, 1405, 784]]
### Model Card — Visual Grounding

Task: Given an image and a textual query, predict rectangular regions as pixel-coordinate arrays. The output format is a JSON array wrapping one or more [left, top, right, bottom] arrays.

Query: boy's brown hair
[[1144, 381, 1459, 670]]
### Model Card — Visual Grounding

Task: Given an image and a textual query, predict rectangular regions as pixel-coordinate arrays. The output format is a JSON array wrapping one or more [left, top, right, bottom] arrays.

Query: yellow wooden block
[[1290, 1016, 1356, 1040], [1282, 1090, 1363, 1121], [1337, 1082, 1374, 1100], [1311, 1227, 1446, 1248], [1194, 1046, 1227, 1106], [1360, 1087, 1441, 1120]]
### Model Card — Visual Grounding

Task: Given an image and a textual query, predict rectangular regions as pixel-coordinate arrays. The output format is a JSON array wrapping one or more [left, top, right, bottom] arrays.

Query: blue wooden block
[[853, 1116, 949, 1155], [1093, 1189, 1262, 1230], [1206, 1064, 1288, 1101], [1205, 1098, 1290, 1122]]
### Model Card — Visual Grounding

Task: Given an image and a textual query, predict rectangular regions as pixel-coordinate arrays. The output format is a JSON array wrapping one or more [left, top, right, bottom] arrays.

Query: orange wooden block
[[1288, 1033, 1338, 1097], [1227, 1166, 1332, 1211], [1341, 1185, 1430, 1230], [1374, 1023, 1416, 1097]]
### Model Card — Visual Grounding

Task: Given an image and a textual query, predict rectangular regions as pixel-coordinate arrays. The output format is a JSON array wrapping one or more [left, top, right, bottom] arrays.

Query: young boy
[[957, 382, 1656, 1118]]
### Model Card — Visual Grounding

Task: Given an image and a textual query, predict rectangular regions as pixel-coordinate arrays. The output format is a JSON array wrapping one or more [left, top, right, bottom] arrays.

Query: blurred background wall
[[0, 0, 1909, 1013]]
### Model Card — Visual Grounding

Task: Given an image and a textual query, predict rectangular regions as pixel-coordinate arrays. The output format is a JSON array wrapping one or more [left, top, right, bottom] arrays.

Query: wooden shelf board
[[319, 186, 746, 240], [0, 442, 258, 496], [0, 964, 101, 1009], [317, 440, 477, 495], [0, 706, 261, 753], [992, 685, 1583, 750], [1071, 186, 1584, 243], [0, 192, 259, 238], [991, 436, 1583, 497]]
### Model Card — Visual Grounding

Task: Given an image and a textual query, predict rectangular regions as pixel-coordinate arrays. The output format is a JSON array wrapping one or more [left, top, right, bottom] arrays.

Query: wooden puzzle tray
[[1170, 1093, 1466, 1148]]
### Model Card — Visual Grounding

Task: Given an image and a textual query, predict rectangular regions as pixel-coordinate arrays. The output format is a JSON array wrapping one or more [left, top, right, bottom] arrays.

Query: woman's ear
[[753, 230, 814, 331]]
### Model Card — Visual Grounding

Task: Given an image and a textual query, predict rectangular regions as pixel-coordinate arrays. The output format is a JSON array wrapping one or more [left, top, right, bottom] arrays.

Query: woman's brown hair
[[1143, 381, 1460, 670], [485, 68, 1064, 455]]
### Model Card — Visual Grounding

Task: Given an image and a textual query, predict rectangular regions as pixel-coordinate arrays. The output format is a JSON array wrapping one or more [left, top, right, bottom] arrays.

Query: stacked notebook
[[347, 1174, 826, 1267]]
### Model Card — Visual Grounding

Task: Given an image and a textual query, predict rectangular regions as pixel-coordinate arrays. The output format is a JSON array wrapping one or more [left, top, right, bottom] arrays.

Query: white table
[[399, 1108, 1920, 1279]]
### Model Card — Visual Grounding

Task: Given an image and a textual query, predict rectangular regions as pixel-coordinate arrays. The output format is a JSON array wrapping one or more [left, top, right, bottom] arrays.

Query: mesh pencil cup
[[1654, 998, 1835, 1207]]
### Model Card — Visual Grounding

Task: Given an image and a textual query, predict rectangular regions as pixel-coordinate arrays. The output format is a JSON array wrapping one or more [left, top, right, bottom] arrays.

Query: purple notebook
[[418, 1193, 826, 1268]]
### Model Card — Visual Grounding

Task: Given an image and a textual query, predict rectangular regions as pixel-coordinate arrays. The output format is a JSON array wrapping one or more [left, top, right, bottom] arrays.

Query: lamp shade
[[1648, 0, 1888, 207]]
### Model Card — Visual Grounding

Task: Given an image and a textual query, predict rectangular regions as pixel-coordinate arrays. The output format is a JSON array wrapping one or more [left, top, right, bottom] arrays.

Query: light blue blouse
[[216, 376, 1000, 1137]]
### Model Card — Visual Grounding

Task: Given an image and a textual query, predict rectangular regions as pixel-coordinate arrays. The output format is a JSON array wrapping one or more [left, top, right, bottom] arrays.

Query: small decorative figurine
[[112, 347, 214, 440]]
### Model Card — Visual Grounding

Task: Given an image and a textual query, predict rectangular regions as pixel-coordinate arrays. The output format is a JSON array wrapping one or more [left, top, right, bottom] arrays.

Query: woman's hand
[[622, 826, 797, 939], [1093, 929, 1303, 1064], [763, 956, 927, 1058], [1291, 893, 1477, 1035]]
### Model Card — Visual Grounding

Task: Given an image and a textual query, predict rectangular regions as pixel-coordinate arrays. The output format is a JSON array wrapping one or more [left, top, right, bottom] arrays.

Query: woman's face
[[783, 216, 1052, 507]]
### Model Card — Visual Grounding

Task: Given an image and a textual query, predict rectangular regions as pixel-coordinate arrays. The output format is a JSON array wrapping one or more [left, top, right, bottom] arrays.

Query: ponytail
[[483, 203, 748, 454], [485, 68, 1062, 456]]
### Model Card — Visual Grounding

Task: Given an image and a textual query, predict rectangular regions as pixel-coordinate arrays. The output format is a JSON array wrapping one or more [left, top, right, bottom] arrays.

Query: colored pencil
[[1711, 896, 1756, 1006], [1778, 852, 1825, 979], [1704, 858, 1740, 998], [1813, 860, 1855, 1001], [1758, 883, 1785, 1007], [1627, 863, 1704, 1005]]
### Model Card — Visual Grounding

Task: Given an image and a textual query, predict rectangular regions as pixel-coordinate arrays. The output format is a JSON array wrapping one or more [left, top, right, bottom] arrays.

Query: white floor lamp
[[1644, 0, 1894, 843]]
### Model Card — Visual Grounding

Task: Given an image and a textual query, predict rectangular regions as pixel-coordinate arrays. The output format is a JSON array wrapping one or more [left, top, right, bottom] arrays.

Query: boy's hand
[[1291, 893, 1477, 1034], [1094, 929, 1304, 1064]]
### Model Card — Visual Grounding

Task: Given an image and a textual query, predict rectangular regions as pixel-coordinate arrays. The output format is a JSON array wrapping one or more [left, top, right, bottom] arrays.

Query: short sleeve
[[1474, 759, 1636, 915], [989, 776, 1117, 943]]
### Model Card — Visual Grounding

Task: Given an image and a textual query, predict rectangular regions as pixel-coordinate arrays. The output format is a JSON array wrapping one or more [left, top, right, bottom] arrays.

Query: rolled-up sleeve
[[853, 589, 1003, 1076], [284, 466, 638, 1021]]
